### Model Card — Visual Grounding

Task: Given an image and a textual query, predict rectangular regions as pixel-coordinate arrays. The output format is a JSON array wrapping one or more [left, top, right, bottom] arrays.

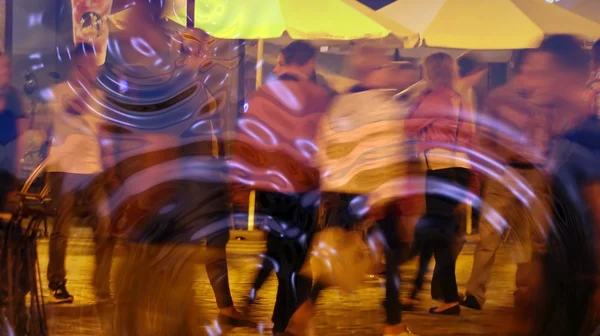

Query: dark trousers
[[413, 168, 471, 303], [252, 190, 316, 332], [378, 204, 406, 325], [47, 172, 115, 293], [204, 229, 234, 309], [412, 215, 466, 300]]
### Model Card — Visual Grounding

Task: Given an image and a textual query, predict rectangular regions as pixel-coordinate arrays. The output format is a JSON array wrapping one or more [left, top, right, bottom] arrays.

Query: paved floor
[[35, 230, 527, 335]]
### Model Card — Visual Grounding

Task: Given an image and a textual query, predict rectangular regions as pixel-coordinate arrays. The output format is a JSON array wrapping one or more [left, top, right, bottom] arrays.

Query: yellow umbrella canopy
[[373, 0, 600, 49], [163, 0, 418, 46]]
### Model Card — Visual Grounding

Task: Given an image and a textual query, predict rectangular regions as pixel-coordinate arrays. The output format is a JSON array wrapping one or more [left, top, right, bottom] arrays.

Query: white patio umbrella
[[365, 0, 600, 49], [570, 0, 600, 25]]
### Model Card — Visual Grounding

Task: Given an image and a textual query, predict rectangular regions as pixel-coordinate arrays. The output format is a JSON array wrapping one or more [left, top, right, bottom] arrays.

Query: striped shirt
[[315, 88, 412, 206]]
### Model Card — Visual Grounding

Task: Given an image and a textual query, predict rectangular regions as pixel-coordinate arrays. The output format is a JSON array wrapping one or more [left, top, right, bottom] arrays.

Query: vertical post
[[255, 39, 264, 88], [247, 190, 256, 231], [246, 39, 263, 230], [3, 0, 12, 54], [466, 201, 472, 235], [186, 0, 195, 28]]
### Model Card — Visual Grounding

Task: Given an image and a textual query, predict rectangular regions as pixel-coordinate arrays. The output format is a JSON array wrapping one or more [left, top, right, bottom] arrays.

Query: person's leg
[[423, 168, 469, 313], [88, 176, 116, 300], [411, 240, 434, 300], [377, 205, 403, 327], [512, 169, 551, 315], [47, 172, 77, 302], [272, 235, 313, 333], [249, 259, 274, 302], [252, 191, 315, 333], [205, 229, 234, 311], [431, 206, 466, 300], [249, 236, 278, 302], [429, 228, 460, 313], [464, 177, 513, 308]]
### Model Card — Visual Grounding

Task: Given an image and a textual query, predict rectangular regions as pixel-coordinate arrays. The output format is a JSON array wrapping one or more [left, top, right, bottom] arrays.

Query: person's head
[[423, 52, 457, 90], [347, 46, 392, 88], [69, 43, 100, 79], [386, 61, 419, 91], [511, 49, 531, 74], [274, 41, 317, 79], [457, 53, 487, 90], [592, 39, 600, 70], [517, 34, 590, 105]]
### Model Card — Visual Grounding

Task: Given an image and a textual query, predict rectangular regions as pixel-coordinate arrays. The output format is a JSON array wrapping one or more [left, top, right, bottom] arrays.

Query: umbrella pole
[[186, 0, 195, 28], [246, 39, 264, 232], [255, 39, 264, 88]]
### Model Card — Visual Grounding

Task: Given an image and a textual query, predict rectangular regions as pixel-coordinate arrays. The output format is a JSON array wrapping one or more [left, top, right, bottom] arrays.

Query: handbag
[[300, 227, 375, 292]]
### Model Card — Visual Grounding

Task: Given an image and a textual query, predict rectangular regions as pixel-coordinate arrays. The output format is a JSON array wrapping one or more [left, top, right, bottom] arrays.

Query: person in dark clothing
[[510, 34, 598, 335], [0, 51, 33, 336], [403, 52, 476, 316], [536, 117, 600, 336], [234, 41, 331, 334], [107, 2, 244, 334], [0, 51, 25, 191], [408, 53, 487, 305], [0, 88, 25, 199]]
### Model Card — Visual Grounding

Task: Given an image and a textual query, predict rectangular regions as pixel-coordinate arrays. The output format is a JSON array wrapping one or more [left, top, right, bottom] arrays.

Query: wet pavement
[[37, 229, 527, 335]]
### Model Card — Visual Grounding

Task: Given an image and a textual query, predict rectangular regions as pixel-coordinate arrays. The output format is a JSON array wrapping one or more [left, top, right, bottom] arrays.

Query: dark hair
[[511, 49, 531, 74], [392, 61, 417, 71], [538, 34, 589, 73], [280, 41, 317, 67], [592, 39, 600, 66], [69, 42, 96, 60], [457, 53, 485, 78]]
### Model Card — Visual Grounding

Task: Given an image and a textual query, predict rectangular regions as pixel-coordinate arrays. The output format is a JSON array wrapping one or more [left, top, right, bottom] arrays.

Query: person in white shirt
[[45, 43, 115, 303]]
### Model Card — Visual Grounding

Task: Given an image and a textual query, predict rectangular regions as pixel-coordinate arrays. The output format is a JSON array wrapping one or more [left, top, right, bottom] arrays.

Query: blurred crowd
[[2, 2, 600, 336]]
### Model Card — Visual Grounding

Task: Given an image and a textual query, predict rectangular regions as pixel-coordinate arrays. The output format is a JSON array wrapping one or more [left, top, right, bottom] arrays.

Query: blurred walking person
[[405, 52, 475, 315], [515, 34, 597, 336], [247, 43, 337, 306], [0, 51, 25, 207], [45, 42, 115, 303], [288, 48, 419, 336], [459, 43, 587, 313], [230, 41, 331, 334], [0, 50, 30, 335], [103, 2, 243, 334], [405, 53, 486, 307]]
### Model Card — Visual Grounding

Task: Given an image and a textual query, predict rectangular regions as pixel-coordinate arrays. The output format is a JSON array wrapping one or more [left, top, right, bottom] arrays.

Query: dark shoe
[[247, 288, 258, 304], [459, 293, 482, 310], [429, 304, 460, 315], [51, 285, 74, 304], [401, 298, 420, 312], [217, 314, 256, 328]]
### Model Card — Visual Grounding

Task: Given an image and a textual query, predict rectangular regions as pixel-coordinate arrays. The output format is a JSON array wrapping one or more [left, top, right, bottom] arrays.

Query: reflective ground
[[40, 229, 524, 336]]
